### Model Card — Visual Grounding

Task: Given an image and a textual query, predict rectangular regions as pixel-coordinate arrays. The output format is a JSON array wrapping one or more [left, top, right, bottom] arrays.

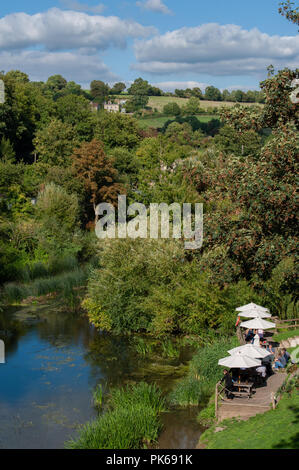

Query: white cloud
[[0, 50, 119, 85], [0, 8, 156, 52], [60, 1, 106, 14], [133, 23, 299, 76], [136, 0, 172, 15]]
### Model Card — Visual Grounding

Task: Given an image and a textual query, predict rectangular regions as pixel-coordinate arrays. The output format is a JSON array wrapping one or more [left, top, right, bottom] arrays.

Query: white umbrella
[[238, 309, 272, 318], [236, 303, 269, 312], [240, 318, 276, 330], [218, 351, 261, 368], [228, 344, 271, 359]]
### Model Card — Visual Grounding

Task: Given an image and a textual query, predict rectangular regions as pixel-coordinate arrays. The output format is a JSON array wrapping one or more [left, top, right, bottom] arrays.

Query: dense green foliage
[[66, 382, 166, 449], [0, 65, 297, 334]]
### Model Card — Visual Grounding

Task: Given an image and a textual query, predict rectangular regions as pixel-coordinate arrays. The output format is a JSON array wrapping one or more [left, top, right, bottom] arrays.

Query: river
[[0, 303, 204, 449]]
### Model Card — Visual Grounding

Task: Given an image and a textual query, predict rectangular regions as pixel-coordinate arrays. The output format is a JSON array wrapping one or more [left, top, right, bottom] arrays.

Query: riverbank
[[198, 372, 298, 449], [196, 331, 299, 449]]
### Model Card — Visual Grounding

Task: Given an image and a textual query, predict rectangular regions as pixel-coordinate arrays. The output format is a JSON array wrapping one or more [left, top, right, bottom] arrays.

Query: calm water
[[0, 304, 202, 449]]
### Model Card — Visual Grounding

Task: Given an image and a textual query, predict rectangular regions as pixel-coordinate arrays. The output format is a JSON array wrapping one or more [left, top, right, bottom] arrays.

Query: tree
[[126, 94, 149, 111], [45, 75, 68, 100], [0, 137, 15, 162], [222, 90, 231, 102], [231, 90, 245, 103], [0, 72, 41, 161], [204, 86, 222, 101], [71, 139, 124, 222], [214, 125, 262, 157], [90, 80, 110, 104], [34, 119, 79, 166], [148, 86, 163, 96], [174, 89, 187, 98], [182, 97, 200, 115], [191, 87, 204, 99], [127, 78, 150, 96], [110, 82, 126, 95], [95, 112, 141, 149], [36, 182, 80, 256], [163, 102, 181, 116], [55, 94, 96, 141], [279, 1, 299, 28]]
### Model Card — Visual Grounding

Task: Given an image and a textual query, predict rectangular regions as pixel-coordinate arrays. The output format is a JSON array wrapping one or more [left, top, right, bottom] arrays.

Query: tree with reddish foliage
[[71, 139, 125, 223]]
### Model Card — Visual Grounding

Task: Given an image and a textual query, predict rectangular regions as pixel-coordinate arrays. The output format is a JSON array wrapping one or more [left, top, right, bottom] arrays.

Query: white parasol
[[218, 351, 261, 368], [237, 309, 272, 318], [236, 303, 269, 313], [228, 344, 271, 359], [240, 318, 276, 330]]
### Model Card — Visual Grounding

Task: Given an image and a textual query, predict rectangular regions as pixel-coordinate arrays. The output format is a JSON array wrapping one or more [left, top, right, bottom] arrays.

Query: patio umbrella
[[240, 318, 276, 330], [228, 344, 271, 359], [218, 351, 261, 368], [236, 303, 269, 312], [238, 309, 272, 318]]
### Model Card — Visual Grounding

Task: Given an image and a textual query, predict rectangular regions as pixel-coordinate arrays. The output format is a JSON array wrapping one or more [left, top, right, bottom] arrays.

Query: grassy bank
[[199, 375, 299, 449], [273, 328, 299, 342], [168, 336, 239, 406], [2, 266, 89, 306], [66, 382, 166, 449]]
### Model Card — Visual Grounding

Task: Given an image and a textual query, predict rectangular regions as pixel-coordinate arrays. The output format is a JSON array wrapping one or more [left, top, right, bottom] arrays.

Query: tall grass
[[17, 255, 79, 282], [3, 267, 88, 303], [161, 339, 180, 359], [108, 382, 166, 414], [66, 382, 166, 449], [169, 336, 239, 407]]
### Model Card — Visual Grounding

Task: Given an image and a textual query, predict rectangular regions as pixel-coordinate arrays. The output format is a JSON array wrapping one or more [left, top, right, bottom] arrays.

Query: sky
[[0, 0, 298, 91]]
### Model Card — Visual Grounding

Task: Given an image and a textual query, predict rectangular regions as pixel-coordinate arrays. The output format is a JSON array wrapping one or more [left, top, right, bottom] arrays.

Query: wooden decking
[[217, 372, 287, 422]]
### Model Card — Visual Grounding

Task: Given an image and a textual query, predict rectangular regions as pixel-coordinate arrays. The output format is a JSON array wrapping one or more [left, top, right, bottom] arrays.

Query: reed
[[66, 382, 165, 449], [93, 384, 104, 409], [169, 336, 239, 406], [160, 339, 180, 359], [66, 404, 160, 449], [3, 267, 88, 303], [108, 382, 166, 414], [17, 255, 79, 282]]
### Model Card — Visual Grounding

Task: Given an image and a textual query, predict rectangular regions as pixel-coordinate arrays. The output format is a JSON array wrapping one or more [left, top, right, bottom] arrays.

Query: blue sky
[[0, 0, 298, 91]]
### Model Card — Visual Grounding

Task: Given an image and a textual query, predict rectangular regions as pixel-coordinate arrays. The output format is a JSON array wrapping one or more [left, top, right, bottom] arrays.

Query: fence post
[[215, 382, 218, 421], [271, 392, 276, 410]]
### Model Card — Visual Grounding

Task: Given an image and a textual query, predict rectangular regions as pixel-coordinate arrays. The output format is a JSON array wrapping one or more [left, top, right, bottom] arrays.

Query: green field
[[147, 96, 263, 112], [113, 94, 263, 113], [137, 114, 218, 129]]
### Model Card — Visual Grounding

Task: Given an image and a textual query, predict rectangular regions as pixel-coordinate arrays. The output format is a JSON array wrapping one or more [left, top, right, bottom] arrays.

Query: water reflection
[[0, 305, 199, 449]]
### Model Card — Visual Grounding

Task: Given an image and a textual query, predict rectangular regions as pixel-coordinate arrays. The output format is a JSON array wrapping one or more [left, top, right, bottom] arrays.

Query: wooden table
[[232, 382, 254, 399]]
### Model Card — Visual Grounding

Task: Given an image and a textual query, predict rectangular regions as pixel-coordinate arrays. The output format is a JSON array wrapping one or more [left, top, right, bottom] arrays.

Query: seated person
[[220, 369, 234, 399], [274, 351, 287, 370], [257, 328, 264, 340], [281, 348, 290, 364], [267, 343, 276, 355]]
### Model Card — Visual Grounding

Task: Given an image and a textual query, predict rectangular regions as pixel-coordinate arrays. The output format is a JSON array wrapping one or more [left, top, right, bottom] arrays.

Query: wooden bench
[[232, 382, 254, 399]]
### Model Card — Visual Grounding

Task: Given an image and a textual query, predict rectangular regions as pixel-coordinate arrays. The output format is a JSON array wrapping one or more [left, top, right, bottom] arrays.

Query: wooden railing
[[215, 380, 226, 421], [274, 318, 299, 333]]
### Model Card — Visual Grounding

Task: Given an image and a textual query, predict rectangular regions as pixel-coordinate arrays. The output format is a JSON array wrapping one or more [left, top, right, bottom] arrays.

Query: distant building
[[104, 101, 120, 113]]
